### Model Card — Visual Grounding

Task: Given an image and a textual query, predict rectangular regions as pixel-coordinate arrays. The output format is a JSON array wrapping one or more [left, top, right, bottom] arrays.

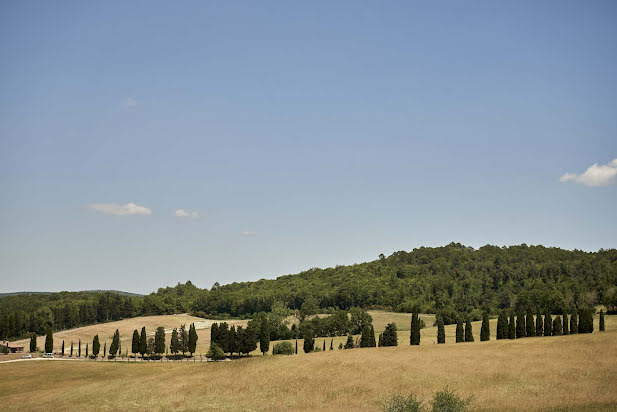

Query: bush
[[272, 341, 294, 355], [381, 393, 425, 412], [430, 388, 473, 412], [206, 343, 225, 360], [0, 346, 9, 354]]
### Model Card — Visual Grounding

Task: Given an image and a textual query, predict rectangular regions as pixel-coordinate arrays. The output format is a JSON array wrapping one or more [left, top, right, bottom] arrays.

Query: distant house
[[1, 341, 24, 353]]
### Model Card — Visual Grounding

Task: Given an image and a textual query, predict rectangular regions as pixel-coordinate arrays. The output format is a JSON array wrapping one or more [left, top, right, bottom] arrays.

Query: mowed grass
[[10, 314, 248, 355], [2, 316, 615, 411]]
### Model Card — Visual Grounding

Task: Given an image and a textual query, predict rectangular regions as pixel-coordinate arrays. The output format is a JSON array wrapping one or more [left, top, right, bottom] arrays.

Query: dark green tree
[[552, 316, 562, 336], [570, 312, 578, 334], [303, 327, 314, 353], [206, 343, 225, 360], [344, 334, 354, 349], [131, 329, 139, 356], [85, 343, 88, 357], [61, 340, 65, 356], [535, 310, 543, 337], [480, 313, 490, 341], [378, 332, 383, 347], [599, 309, 605, 332], [228, 325, 236, 356], [544, 314, 552, 337], [103, 342, 107, 358], [188, 323, 198, 355], [109, 329, 119, 357], [295, 338, 298, 354], [259, 317, 270, 355], [578, 309, 594, 333], [44, 329, 53, 353], [496, 312, 506, 340], [92, 335, 100, 357], [70, 341, 73, 357], [464, 319, 474, 342], [508, 313, 516, 339], [562, 313, 569, 335], [78, 339, 81, 357], [381, 323, 398, 346], [170, 328, 179, 355], [410, 312, 420, 345], [139, 327, 147, 358], [360, 324, 372, 348], [516, 314, 526, 339], [455, 320, 464, 343], [322, 339, 326, 351], [29, 333, 37, 352], [330, 338, 334, 350], [369, 325, 376, 347], [153, 326, 164, 355], [526, 311, 535, 337], [437, 316, 446, 344], [179, 324, 189, 355]]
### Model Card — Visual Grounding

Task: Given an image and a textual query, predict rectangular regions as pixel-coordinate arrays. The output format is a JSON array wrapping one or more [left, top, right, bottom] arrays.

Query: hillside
[[2, 243, 617, 340]]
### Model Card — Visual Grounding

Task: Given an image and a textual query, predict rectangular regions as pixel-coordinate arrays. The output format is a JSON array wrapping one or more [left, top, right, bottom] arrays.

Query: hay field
[[1, 316, 615, 411]]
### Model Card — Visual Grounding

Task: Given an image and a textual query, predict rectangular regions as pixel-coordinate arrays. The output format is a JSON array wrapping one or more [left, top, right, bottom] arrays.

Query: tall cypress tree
[[544, 314, 552, 337], [259, 317, 270, 355], [344, 334, 355, 349], [92, 335, 100, 357], [496, 311, 507, 340], [61, 340, 65, 356], [570, 312, 578, 334], [29, 333, 37, 352], [228, 325, 236, 356], [70, 341, 74, 357], [535, 309, 543, 337], [330, 338, 334, 350], [464, 319, 474, 342], [303, 327, 314, 353], [78, 339, 81, 357], [170, 328, 179, 355], [456, 320, 464, 343], [437, 316, 446, 344], [508, 313, 516, 339], [369, 325, 376, 347], [131, 329, 139, 356], [103, 342, 107, 358], [139, 327, 147, 358], [360, 324, 371, 347], [578, 309, 594, 334], [44, 329, 53, 353], [552, 316, 562, 336], [526, 311, 535, 337], [562, 313, 569, 335], [599, 309, 605, 332], [515, 314, 526, 338], [85, 343, 88, 357], [295, 338, 298, 354], [188, 323, 198, 355], [480, 313, 490, 341], [110, 329, 119, 357], [322, 339, 326, 351], [410, 312, 420, 345], [155, 326, 166, 355]]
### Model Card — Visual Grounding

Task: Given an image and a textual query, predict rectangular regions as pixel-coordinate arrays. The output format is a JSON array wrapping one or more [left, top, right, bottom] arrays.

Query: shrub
[[272, 342, 294, 355], [381, 393, 425, 412], [344, 335, 355, 349], [206, 343, 225, 360], [0, 346, 9, 354], [430, 388, 473, 412]]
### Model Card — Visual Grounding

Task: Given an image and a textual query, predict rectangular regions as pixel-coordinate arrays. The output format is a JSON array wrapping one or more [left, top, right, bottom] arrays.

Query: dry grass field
[[2, 316, 614, 411]]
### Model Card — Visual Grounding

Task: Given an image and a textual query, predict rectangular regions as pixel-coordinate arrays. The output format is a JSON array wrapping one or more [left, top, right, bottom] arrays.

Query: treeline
[[2, 244, 617, 340]]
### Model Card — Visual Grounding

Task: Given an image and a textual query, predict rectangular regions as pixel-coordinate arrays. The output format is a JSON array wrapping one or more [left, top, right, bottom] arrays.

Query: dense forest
[[2, 243, 616, 340]]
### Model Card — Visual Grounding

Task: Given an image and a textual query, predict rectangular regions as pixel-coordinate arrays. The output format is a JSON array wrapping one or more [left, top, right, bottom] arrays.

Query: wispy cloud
[[242, 231, 257, 236], [560, 158, 617, 187], [125, 97, 137, 107], [89, 202, 152, 216], [175, 209, 199, 218]]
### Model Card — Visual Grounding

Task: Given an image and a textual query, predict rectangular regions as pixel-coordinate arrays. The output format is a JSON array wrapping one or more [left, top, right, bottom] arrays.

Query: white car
[[21, 354, 32, 359], [42, 353, 54, 358]]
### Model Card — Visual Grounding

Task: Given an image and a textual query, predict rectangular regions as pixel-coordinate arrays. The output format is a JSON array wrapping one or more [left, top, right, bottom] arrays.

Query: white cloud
[[242, 231, 257, 236], [560, 158, 617, 187], [125, 97, 137, 107], [89, 202, 152, 216], [175, 209, 199, 218]]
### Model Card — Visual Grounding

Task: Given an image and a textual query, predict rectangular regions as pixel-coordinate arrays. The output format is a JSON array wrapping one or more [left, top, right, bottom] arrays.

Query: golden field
[[1, 315, 614, 411]]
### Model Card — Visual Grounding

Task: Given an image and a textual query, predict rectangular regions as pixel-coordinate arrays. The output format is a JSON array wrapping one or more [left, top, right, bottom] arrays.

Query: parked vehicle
[[42, 353, 53, 358], [21, 354, 32, 359]]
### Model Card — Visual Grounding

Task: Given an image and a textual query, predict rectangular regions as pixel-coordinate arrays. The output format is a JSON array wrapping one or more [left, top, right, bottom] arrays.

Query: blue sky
[[1, 1, 616, 294]]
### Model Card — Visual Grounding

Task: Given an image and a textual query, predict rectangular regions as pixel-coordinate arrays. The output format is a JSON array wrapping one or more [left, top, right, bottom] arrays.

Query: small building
[[1, 340, 24, 353]]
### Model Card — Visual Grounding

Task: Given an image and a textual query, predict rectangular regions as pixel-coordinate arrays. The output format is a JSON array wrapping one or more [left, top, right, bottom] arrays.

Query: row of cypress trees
[[496, 308, 599, 340]]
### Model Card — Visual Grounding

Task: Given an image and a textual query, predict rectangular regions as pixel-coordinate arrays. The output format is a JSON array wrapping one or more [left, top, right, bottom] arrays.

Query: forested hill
[[2, 243, 617, 340]]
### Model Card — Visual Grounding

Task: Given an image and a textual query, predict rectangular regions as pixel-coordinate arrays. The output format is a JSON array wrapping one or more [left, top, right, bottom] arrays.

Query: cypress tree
[[295, 338, 298, 354], [259, 317, 270, 355], [155, 326, 166, 355], [210, 323, 218, 345], [131, 329, 139, 356], [360, 324, 371, 347], [552, 316, 562, 336], [378, 332, 383, 347], [85, 343, 88, 357], [562, 313, 569, 335], [570, 312, 578, 334], [92, 335, 100, 357], [544, 314, 552, 337], [322, 339, 326, 351], [61, 340, 65, 356], [508, 313, 515, 339], [188, 323, 198, 355], [578, 309, 594, 334], [516, 314, 526, 338], [330, 338, 334, 350], [110, 329, 119, 357], [303, 328, 314, 353], [139, 327, 147, 358], [170, 328, 179, 354], [410, 312, 420, 345], [344, 334, 354, 349], [381, 323, 398, 346], [526, 311, 535, 337], [228, 325, 236, 356], [599, 309, 605, 332], [369, 325, 376, 347], [45, 329, 53, 353], [78, 340, 81, 357], [103, 342, 107, 358], [464, 319, 474, 342], [455, 320, 464, 343], [29, 333, 37, 352], [496, 312, 505, 340], [480, 312, 490, 341], [437, 316, 446, 344], [535, 310, 543, 337], [70, 341, 73, 357]]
